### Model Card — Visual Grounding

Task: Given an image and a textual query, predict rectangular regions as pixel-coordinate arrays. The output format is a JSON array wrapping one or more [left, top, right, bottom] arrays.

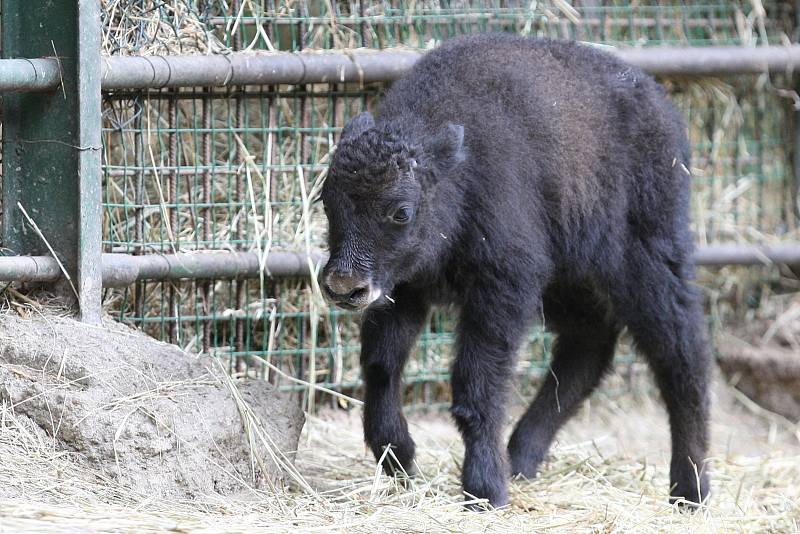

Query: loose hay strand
[[16, 203, 79, 301]]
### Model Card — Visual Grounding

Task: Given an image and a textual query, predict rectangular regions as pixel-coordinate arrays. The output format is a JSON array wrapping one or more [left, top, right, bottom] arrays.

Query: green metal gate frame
[[1, 0, 102, 323]]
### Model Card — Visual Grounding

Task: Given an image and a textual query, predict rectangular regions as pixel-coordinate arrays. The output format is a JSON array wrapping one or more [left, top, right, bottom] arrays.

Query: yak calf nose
[[345, 286, 369, 302], [323, 271, 369, 303]]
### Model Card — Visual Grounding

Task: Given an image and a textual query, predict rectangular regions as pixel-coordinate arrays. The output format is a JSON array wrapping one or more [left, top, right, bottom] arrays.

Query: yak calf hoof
[[371, 441, 417, 478], [462, 474, 509, 511], [381, 456, 419, 479], [670, 477, 710, 510], [463, 490, 509, 512], [508, 456, 543, 481], [508, 445, 544, 480]]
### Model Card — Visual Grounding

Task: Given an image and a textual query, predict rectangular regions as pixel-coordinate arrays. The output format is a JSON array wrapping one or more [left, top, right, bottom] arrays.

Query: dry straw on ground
[[0, 375, 798, 533]]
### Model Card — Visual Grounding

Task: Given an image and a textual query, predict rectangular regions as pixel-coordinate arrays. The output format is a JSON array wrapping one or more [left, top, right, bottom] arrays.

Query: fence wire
[[99, 1, 798, 409], [100, 1, 794, 54]]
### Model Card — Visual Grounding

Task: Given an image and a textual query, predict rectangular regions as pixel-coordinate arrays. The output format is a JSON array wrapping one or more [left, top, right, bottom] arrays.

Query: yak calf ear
[[430, 123, 465, 172], [340, 111, 375, 141]]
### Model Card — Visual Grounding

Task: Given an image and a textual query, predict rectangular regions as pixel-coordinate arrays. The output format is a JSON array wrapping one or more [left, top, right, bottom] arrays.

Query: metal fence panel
[[14, 0, 791, 408]]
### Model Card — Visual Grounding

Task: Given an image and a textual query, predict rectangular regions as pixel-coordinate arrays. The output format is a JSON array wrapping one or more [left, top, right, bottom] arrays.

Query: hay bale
[[716, 335, 800, 421], [0, 312, 304, 499]]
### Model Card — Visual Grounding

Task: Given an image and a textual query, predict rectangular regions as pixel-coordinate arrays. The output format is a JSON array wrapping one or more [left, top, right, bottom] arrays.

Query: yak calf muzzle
[[321, 270, 378, 310]]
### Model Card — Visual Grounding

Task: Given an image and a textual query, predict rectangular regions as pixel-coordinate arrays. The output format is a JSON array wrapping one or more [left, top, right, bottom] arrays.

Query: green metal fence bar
[[0, 244, 797, 286], [3, 45, 800, 93], [77, 0, 103, 323], [0, 58, 61, 91], [1, 0, 103, 323], [97, 45, 800, 91]]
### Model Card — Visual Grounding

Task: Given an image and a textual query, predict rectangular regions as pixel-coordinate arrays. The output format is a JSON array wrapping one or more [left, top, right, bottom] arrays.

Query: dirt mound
[[716, 335, 800, 421], [0, 312, 304, 499]]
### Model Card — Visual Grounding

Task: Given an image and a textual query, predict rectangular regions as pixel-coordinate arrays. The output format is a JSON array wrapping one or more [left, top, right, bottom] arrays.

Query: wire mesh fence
[[100, 1, 795, 53], [96, 1, 799, 410]]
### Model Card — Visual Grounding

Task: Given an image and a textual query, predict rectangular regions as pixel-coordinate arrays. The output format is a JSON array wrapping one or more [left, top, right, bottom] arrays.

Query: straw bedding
[[0, 367, 798, 533]]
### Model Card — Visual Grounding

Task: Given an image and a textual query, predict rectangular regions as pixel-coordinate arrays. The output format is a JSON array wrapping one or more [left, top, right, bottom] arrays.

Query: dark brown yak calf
[[320, 34, 711, 509]]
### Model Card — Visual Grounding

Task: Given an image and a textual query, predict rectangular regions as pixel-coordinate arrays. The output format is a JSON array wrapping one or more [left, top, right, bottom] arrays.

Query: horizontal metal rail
[[616, 45, 800, 76], [98, 45, 800, 89], [0, 255, 64, 282], [2, 45, 800, 92], [0, 244, 797, 287], [691, 243, 800, 266], [99, 50, 422, 89], [102, 250, 324, 287], [0, 251, 323, 287], [0, 58, 61, 91]]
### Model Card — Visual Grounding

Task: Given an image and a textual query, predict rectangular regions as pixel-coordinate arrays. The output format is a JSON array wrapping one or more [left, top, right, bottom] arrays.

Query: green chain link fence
[[99, 1, 799, 410]]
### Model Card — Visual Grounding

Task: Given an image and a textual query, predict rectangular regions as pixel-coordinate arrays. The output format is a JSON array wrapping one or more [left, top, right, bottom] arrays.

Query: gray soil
[[0, 312, 304, 500]]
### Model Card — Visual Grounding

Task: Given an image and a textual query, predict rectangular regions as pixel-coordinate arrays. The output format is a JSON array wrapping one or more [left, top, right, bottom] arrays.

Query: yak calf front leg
[[451, 295, 532, 508], [361, 291, 430, 476]]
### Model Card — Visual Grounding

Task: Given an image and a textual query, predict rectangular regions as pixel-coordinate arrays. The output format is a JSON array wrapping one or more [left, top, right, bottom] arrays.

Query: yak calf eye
[[390, 206, 412, 224]]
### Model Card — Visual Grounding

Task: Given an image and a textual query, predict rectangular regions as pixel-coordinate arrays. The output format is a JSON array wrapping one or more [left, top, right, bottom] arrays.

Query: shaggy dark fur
[[320, 34, 711, 509]]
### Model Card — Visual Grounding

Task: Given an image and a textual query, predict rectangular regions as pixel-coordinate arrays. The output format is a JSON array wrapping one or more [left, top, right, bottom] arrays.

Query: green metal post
[[2, 0, 103, 323], [795, 1, 800, 223], [792, 1, 800, 278]]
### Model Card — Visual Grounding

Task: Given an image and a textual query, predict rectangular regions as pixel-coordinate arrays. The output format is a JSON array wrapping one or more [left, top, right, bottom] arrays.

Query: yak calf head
[[320, 112, 465, 310]]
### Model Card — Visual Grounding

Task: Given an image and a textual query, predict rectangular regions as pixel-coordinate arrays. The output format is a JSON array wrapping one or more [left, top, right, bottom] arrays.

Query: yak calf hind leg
[[508, 315, 618, 478], [615, 266, 711, 508]]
